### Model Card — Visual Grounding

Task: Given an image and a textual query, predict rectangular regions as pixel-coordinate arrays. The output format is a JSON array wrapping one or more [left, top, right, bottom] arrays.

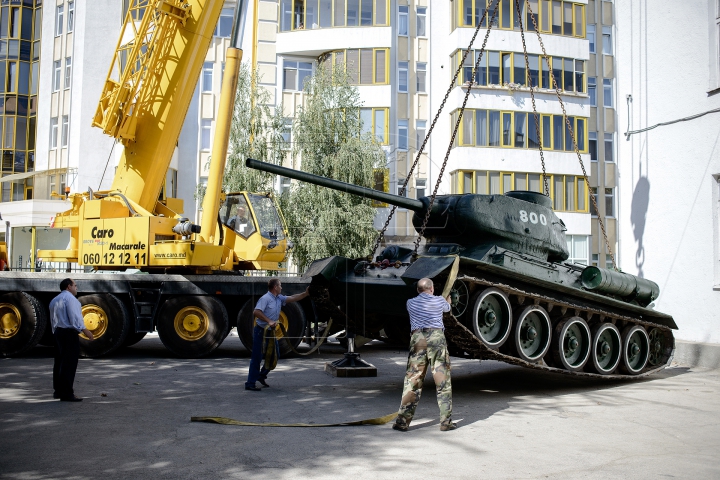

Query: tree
[[223, 64, 286, 194], [281, 64, 386, 270]]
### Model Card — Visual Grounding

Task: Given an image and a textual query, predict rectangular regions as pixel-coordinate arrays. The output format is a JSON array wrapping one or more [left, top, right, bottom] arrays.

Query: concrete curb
[[673, 340, 720, 369]]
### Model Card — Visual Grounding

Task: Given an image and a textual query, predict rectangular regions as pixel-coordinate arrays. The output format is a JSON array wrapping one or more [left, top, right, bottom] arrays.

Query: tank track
[[443, 275, 675, 380]]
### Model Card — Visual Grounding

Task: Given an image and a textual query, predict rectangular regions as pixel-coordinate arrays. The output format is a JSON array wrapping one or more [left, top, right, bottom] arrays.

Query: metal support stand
[[325, 331, 377, 377]]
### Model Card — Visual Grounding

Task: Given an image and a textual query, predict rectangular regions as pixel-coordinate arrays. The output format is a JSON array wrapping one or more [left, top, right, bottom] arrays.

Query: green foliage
[[223, 64, 286, 194], [281, 65, 386, 270]]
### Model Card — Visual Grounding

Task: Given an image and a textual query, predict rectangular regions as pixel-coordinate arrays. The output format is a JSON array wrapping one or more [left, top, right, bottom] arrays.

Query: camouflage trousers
[[396, 329, 452, 426]]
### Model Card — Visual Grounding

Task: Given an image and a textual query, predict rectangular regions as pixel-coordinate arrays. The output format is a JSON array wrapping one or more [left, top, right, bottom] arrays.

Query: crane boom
[[93, 0, 224, 212]]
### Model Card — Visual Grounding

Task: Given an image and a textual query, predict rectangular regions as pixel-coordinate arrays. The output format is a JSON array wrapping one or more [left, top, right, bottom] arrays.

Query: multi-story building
[[585, 0, 618, 269]]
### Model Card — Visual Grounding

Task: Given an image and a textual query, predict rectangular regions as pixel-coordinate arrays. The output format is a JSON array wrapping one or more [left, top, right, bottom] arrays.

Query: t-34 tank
[[247, 158, 676, 378]]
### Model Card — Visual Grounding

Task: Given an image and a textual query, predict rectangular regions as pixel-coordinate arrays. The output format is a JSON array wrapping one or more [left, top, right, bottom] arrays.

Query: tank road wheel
[[588, 323, 622, 375], [157, 296, 228, 358], [78, 294, 130, 357], [0, 292, 47, 357], [237, 299, 306, 357], [470, 288, 513, 349], [552, 317, 591, 371], [449, 279, 470, 318], [512, 306, 552, 363], [620, 325, 650, 375], [648, 328, 670, 366]]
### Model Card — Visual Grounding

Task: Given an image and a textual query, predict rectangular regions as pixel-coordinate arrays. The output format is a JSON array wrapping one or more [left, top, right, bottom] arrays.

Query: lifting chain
[[412, 2, 501, 256], [524, 0, 617, 270], [370, 3, 499, 260], [514, 0, 549, 196]]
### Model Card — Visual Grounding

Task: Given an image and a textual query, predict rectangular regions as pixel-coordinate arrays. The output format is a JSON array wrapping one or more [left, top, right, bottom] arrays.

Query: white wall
[[615, 0, 720, 343]]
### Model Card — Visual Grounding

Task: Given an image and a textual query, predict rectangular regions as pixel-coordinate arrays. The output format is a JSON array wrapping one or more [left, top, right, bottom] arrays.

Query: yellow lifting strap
[[191, 412, 397, 428], [260, 317, 337, 373]]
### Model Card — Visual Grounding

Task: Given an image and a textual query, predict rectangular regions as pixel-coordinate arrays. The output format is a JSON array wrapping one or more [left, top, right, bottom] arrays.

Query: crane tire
[[0, 292, 47, 357], [78, 294, 130, 358], [157, 296, 228, 358]]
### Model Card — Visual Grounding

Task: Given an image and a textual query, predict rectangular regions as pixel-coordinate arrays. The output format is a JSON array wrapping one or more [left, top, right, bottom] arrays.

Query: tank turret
[[246, 158, 569, 262]]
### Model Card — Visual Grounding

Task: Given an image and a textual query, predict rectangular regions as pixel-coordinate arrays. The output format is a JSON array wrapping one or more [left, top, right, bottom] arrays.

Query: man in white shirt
[[49, 278, 94, 401], [393, 277, 456, 432]]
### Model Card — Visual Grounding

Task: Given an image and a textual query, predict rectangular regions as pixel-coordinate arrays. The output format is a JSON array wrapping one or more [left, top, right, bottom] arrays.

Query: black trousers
[[53, 328, 80, 398]]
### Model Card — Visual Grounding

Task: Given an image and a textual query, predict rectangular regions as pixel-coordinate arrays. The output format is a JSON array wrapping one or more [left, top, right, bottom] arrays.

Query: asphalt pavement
[[1, 334, 718, 479]]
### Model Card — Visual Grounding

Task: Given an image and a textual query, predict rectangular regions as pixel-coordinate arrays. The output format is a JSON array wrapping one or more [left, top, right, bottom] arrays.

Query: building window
[[202, 62, 213, 92], [602, 26, 612, 55], [398, 119, 408, 150], [589, 187, 598, 216], [64, 57, 72, 89], [604, 133, 614, 162], [280, 0, 389, 31], [605, 187, 614, 217], [398, 5, 408, 36], [398, 61, 408, 93], [452, 108, 588, 153], [456, 0, 583, 37], [67, 1, 74, 33], [416, 178, 426, 199], [281, 118, 292, 149], [61, 116, 69, 147], [201, 119, 211, 151], [589, 132, 597, 161], [360, 107, 389, 144], [283, 60, 313, 91], [372, 168, 390, 206], [416, 62, 426, 92], [50, 117, 58, 149], [417, 6, 427, 36], [592, 253, 599, 267], [452, 170, 588, 213], [55, 5, 64, 36], [416, 120, 427, 150], [574, 60, 585, 93], [280, 176, 292, 195], [587, 24, 595, 53], [328, 49, 389, 85], [53, 60, 61, 92], [566, 235, 589, 265], [215, 8, 233, 37], [588, 77, 596, 106], [603, 78, 613, 107]]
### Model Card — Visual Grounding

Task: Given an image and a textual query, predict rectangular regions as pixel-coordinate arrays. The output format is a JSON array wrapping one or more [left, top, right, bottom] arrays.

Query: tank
[[247, 158, 676, 378]]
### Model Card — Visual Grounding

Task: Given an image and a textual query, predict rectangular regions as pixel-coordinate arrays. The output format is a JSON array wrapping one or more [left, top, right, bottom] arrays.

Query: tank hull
[[306, 249, 676, 379]]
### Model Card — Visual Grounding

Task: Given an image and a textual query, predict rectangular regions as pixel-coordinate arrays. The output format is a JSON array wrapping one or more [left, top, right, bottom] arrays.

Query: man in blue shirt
[[49, 278, 94, 401], [393, 277, 456, 432], [245, 278, 309, 391]]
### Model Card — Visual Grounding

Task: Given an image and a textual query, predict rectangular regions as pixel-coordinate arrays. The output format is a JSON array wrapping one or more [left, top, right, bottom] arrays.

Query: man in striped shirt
[[393, 277, 456, 432]]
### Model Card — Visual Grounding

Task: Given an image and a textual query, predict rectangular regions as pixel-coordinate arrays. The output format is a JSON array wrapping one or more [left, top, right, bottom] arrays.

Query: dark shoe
[[245, 385, 262, 391], [60, 395, 83, 402], [258, 379, 269, 388], [440, 421, 457, 431], [392, 422, 408, 432]]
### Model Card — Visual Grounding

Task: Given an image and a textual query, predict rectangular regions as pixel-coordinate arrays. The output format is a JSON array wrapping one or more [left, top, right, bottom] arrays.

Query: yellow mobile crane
[[0, 0, 311, 359]]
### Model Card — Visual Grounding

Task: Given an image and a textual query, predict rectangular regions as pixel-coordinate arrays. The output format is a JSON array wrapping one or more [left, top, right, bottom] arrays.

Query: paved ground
[[1, 333, 719, 480]]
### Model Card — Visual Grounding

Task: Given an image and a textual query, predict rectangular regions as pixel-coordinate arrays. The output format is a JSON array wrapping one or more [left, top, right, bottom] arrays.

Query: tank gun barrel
[[246, 158, 425, 211]]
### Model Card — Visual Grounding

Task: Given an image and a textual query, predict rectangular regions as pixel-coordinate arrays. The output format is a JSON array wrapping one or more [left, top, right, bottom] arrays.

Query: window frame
[[64, 56, 72, 89], [416, 6, 427, 37], [602, 26, 612, 55], [398, 5, 408, 36], [55, 5, 63, 37], [67, 1, 74, 33], [200, 119, 212, 151], [61, 115, 69, 147], [50, 117, 58, 149], [416, 62, 427, 92], [588, 77, 597, 106], [360, 107, 389, 144], [603, 78, 613, 107], [202, 62, 213, 92], [397, 119, 408, 150], [604, 133, 614, 162], [52, 60, 61, 92], [398, 61, 408, 93], [587, 24, 596, 53]]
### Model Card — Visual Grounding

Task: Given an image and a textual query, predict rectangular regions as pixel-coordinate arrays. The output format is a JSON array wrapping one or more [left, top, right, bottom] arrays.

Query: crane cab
[[218, 192, 290, 271]]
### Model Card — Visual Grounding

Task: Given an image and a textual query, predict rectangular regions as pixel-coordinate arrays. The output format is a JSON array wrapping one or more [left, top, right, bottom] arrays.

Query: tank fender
[[401, 255, 457, 286], [303, 256, 355, 285]]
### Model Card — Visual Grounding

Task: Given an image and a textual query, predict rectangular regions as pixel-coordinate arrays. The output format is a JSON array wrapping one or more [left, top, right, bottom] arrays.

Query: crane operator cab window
[[221, 195, 256, 238]]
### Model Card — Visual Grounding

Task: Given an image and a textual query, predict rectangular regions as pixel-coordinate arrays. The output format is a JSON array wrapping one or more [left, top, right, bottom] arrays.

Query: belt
[[411, 328, 442, 333]]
